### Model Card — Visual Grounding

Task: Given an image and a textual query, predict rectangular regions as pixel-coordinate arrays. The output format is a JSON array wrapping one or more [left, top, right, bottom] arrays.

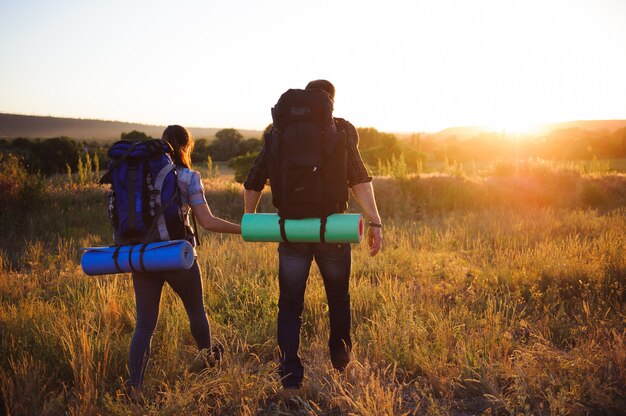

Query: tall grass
[[206, 155, 221, 179], [66, 152, 100, 188], [0, 167, 625, 415]]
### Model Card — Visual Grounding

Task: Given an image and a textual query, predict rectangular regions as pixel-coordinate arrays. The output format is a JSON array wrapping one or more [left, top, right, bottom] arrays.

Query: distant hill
[[431, 120, 626, 139], [540, 120, 626, 133], [0, 113, 263, 142], [431, 126, 488, 139]]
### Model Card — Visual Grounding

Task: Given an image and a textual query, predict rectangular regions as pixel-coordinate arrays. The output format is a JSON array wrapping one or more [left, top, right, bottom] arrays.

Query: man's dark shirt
[[243, 118, 372, 191]]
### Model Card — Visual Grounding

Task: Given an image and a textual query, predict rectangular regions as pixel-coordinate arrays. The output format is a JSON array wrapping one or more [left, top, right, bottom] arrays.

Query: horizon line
[[2, 111, 626, 136]]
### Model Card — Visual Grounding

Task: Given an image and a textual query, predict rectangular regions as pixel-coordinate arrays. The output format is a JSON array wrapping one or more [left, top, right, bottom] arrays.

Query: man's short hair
[[305, 79, 335, 100]]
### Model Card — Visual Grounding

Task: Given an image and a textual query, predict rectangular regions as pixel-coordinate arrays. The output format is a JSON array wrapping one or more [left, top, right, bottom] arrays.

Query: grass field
[[1, 164, 625, 415]]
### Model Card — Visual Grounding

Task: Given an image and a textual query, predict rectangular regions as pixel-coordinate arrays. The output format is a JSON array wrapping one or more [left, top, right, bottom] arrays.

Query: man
[[243, 79, 382, 394]]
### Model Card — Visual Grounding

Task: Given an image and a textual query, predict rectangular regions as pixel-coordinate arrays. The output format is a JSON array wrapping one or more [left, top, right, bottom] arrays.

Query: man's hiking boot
[[330, 350, 350, 372]]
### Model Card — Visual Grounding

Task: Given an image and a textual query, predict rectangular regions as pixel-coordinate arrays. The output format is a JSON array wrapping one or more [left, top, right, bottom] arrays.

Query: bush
[[228, 153, 258, 183], [0, 153, 46, 260], [4, 137, 80, 175], [0, 153, 28, 203], [0, 153, 45, 208]]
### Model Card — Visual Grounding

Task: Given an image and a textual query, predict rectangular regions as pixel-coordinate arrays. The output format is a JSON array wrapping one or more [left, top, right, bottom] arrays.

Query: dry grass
[[1, 171, 625, 415]]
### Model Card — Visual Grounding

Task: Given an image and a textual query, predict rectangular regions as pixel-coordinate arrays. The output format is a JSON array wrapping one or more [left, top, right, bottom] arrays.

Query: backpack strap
[[127, 164, 138, 231], [139, 193, 178, 244], [191, 212, 201, 247], [154, 164, 176, 241], [278, 217, 289, 243]]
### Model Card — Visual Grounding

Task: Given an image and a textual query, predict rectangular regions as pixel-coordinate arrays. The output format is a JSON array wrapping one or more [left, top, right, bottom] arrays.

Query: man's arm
[[243, 136, 269, 213], [351, 182, 383, 256], [244, 189, 263, 213], [338, 118, 382, 256]]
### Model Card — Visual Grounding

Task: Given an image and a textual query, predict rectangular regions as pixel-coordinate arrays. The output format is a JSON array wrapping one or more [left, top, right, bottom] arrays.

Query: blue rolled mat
[[81, 240, 196, 276], [242, 213, 364, 243]]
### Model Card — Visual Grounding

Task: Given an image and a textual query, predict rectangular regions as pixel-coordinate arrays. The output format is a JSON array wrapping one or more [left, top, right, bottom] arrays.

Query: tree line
[[2, 126, 625, 179], [0, 129, 264, 176]]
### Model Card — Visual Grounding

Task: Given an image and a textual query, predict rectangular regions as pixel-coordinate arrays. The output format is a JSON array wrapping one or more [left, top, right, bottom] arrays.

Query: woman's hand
[[191, 203, 241, 234]]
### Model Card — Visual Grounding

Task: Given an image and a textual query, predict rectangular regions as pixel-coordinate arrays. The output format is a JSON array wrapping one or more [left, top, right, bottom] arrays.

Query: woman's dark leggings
[[129, 261, 211, 388]]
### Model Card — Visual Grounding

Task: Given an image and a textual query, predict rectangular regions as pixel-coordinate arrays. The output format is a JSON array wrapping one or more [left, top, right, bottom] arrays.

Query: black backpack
[[266, 88, 348, 240]]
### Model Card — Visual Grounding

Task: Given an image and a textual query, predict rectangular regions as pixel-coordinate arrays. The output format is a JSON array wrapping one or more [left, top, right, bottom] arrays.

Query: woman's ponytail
[[162, 125, 194, 169]]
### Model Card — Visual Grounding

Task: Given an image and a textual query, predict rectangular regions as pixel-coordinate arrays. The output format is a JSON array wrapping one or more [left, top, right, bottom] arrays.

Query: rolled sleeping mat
[[81, 240, 196, 276], [242, 213, 364, 243]]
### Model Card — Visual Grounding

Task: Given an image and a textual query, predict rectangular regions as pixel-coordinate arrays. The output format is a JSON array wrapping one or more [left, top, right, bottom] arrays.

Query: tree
[[35, 137, 80, 174], [356, 127, 397, 150], [208, 128, 244, 161], [121, 130, 151, 141], [240, 138, 262, 154], [192, 138, 210, 163]]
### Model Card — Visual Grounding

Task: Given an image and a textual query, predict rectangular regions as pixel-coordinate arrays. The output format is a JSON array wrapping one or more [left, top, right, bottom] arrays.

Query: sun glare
[[476, 110, 550, 136], [480, 120, 547, 136]]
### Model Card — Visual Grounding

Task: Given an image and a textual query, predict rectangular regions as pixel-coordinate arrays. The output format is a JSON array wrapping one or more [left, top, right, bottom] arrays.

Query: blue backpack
[[100, 139, 189, 246]]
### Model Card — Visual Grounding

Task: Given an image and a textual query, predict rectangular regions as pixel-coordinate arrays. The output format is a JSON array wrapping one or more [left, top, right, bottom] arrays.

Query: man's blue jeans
[[277, 242, 352, 388]]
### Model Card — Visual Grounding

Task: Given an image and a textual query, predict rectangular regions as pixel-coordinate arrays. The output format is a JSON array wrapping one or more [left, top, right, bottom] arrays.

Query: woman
[[128, 124, 241, 391]]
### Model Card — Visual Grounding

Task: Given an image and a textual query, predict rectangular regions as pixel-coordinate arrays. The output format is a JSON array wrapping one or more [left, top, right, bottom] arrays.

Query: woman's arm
[[191, 203, 241, 234]]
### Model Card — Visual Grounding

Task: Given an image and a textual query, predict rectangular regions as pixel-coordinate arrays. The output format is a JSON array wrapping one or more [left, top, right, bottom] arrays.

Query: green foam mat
[[242, 213, 363, 243]]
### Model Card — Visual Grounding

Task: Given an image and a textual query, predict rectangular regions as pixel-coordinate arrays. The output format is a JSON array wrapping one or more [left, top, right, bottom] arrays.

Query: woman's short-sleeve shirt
[[176, 166, 207, 208]]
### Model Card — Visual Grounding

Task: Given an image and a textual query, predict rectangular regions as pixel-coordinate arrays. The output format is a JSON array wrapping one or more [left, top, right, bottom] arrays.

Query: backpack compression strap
[[112, 246, 123, 273], [319, 216, 328, 244], [127, 243, 151, 273], [278, 217, 289, 243], [139, 243, 149, 272], [278, 216, 328, 243], [128, 244, 139, 273]]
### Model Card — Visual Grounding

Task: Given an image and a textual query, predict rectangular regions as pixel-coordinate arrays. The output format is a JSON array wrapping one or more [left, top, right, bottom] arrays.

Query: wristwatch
[[368, 221, 382, 228]]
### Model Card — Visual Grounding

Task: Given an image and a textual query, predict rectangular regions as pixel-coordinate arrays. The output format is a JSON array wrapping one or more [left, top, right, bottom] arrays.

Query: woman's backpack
[[100, 139, 187, 246]]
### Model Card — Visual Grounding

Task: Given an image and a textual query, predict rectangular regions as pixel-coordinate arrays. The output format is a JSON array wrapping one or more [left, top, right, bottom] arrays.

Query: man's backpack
[[100, 139, 188, 246], [266, 88, 349, 225]]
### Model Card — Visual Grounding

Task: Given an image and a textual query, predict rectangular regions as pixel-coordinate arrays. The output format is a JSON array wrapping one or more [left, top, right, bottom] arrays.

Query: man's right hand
[[368, 226, 382, 256]]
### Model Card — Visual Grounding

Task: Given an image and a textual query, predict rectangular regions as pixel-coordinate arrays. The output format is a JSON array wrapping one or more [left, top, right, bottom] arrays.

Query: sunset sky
[[1, 0, 625, 133]]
